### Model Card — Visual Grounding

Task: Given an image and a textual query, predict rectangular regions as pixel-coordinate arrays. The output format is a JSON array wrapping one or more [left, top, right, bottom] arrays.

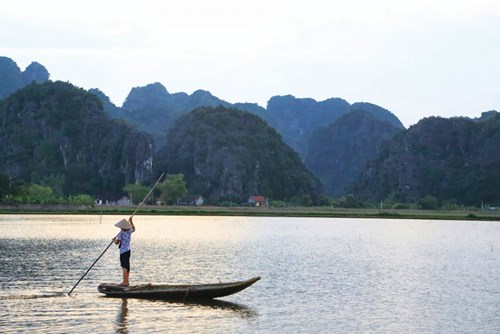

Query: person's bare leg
[[124, 268, 130, 285], [121, 268, 129, 286]]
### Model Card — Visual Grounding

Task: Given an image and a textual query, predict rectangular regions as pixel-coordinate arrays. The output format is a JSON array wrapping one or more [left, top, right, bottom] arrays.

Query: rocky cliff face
[[0, 57, 49, 99], [352, 113, 500, 204], [118, 83, 230, 147], [306, 110, 403, 197], [88, 88, 121, 117], [157, 105, 323, 204], [257, 95, 352, 157], [90, 84, 405, 163], [350, 102, 404, 129], [237, 96, 405, 160], [21, 62, 50, 85], [0, 81, 154, 198]]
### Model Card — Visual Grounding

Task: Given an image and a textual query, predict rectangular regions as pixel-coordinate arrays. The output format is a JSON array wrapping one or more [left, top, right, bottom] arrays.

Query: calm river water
[[0, 214, 499, 333]]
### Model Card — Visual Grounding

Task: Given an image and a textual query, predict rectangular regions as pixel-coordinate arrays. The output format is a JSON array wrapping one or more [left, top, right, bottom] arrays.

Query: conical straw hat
[[114, 219, 132, 229]]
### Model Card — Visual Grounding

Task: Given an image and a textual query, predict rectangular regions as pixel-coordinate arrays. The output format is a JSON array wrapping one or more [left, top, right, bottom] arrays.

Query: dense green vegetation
[[0, 81, 154, 200], [256, 98, 405, 158], [306, 110, 403, 196], [0, 57, 499, 210], [157, 174, 188, 205], [352, 115, 500, 207], [156, 105, 323, 205], [122, 184, 149, 205], [0, 176, 94, 205], [90, 81, 405, 163], [121, 173, 188, 205], [92, 84, 408, 199], [116, 83, 231, 147], [0, 170, 188, 207]]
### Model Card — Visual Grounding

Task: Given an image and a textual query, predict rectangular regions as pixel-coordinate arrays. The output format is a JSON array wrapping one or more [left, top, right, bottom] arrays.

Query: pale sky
[[1, 0, 499, 127]]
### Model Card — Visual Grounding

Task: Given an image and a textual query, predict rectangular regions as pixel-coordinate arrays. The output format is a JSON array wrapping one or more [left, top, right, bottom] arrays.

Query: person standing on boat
[[113, 217, 135, 286]]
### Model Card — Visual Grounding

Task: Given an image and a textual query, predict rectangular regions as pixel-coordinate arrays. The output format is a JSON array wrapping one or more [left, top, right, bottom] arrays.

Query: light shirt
[[117, 228, 134, 254]]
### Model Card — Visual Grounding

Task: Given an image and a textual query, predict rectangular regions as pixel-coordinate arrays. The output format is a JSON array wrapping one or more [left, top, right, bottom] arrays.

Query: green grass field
[[2, 204, 499, 221]]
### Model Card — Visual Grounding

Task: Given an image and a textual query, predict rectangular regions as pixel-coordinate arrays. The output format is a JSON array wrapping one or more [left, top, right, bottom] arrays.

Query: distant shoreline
[[0, 204, 499, 221]]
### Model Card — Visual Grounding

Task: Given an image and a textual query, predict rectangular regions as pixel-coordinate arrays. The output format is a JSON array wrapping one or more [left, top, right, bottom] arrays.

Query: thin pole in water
[[68, 239, 115, 296], [67, 172, 165, 296]]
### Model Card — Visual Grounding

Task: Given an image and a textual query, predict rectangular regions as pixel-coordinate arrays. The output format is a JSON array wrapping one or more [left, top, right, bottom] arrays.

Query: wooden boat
[[97, 276, 260, 300]]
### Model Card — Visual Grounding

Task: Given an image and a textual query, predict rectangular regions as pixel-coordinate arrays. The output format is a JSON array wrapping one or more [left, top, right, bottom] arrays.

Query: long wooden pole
[[68, 172, 165, 296], [68, 239, 115, 296], [131, 172, 165, 218]]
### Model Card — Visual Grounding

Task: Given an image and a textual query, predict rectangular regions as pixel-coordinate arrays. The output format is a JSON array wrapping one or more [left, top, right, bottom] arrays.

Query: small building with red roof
[[248, 195, 266, 207]]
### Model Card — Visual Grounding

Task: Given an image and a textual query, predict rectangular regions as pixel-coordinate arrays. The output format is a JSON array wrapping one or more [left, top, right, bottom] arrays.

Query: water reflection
[[115, 299, 129, 334], [139, 297, 257, 317], [112, 297, 256, 334], [178, 299, 258, 318], [2, 215, 499, 333]]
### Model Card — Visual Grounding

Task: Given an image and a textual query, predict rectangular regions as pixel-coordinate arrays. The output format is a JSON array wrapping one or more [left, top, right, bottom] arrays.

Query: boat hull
[[98, 276, 260, 300]]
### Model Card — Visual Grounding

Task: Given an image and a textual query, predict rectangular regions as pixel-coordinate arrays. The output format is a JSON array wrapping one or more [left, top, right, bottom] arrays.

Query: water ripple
[[1, 215, 499, 333]]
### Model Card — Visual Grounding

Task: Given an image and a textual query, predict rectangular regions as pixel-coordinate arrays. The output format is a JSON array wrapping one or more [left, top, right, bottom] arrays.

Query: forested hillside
[[90, 83, 404, 161], [306, 110, 403, 196], [0, 81, 154, 198], [352, 113, 500, 205], [156, 106, 323, 204], [118, 83, 230, 146], [251, 95, 352, 157], [1, 56, 498, 207]]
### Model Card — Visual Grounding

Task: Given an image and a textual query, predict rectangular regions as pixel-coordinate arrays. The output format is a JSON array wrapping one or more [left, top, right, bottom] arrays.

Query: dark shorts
[[120, 250, 131, 272]]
